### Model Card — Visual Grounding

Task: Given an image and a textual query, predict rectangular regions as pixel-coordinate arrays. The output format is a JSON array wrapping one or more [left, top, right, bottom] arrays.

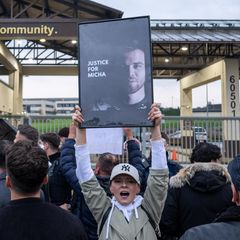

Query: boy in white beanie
[[73, 103, 168, 240]]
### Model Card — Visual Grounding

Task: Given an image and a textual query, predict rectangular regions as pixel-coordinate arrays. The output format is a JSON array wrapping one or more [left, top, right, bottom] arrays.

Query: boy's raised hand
[[148, 103, 164, 140], [72, 106, 84, 126], [68, 123, 77, 139], [72, 106, 86, 145], [148, 103, 163, 125]]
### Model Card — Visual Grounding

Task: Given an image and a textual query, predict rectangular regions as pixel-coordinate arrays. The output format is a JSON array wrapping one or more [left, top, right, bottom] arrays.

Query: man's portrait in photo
[[122, 43, 149, 109]]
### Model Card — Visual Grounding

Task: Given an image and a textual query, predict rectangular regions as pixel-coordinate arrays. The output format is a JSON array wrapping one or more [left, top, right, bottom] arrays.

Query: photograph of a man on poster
[[79, 16, 153, 128], [92, 41, 149, 111]]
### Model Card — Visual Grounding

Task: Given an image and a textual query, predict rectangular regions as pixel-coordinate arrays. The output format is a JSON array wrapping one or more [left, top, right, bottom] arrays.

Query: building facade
[[23, 98, 78, 115]]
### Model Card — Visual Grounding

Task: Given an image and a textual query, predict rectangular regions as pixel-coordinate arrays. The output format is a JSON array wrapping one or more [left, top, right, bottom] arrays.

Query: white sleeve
[[150, 139, 168, 170], [75, 144, 94, 183]]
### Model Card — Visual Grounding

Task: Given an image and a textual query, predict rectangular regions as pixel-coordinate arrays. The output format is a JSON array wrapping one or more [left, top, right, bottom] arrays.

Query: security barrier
[[1, 115, 239, 163]]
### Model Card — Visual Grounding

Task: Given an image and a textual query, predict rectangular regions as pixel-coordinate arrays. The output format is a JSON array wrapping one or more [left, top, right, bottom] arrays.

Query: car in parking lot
[[192, 127, 208, 142], [169, 127, 208, 144]]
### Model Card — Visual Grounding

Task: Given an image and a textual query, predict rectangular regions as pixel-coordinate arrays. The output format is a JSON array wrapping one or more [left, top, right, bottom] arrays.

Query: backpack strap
[[99, 206, 111, 236], [141, 205, 161, 240], [99, 205, 161, 239]]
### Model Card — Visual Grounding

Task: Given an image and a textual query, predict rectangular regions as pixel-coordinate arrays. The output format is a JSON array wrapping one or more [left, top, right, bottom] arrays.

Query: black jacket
[[160, 162, 234, 239], [48, 152, 72, 205], [0, 198, 87, 240], [180, 206, 240, 240], [0, 172, 10, 208]]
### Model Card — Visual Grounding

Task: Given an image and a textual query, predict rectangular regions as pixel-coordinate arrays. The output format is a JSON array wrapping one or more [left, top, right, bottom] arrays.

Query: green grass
[[31, 119, 72, 134], [30, 118, 223, 138]]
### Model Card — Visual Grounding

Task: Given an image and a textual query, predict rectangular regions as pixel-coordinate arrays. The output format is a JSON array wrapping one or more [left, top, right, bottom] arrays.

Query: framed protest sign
[[78, 16, 153, 128]]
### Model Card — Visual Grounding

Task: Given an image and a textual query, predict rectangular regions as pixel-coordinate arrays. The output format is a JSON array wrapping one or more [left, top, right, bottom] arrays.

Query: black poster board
[[0, 119, 17, 142], [78, 16, 153, 128]]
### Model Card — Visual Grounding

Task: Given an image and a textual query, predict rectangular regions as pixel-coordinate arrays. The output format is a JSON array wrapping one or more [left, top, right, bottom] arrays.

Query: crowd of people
[[0, 103, 240, 240]]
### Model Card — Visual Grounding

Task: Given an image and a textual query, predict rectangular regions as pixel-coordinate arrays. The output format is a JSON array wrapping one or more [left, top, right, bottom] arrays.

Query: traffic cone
[[171, 148, 177, 161]]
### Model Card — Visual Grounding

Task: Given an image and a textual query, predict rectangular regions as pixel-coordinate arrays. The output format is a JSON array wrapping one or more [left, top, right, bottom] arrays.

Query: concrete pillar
[[221, 59, 240, 158], [180, 86, 194, 148], [179, 59, 240, 157], [179, 61, 222, 148], [0, 80, 13, 113], [0, 42, 22, 117], [180, 88, 192, 116], [10, 70, 23, 115], [221, 59, 240, 117]]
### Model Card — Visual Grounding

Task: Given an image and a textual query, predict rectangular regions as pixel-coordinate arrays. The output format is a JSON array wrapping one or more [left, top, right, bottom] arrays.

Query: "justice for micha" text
[[87, 59, 109, 78]]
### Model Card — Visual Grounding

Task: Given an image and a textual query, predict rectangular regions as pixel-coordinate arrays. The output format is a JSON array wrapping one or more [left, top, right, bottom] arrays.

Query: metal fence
[[1, 115, 240, 164]]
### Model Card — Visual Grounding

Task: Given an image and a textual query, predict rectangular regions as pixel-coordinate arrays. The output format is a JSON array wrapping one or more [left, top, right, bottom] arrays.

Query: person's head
[[0, 140, 12, 169], [228, 155, 240, 206], [110, 163, 140, 205], [14, 125, 39, 146], [95, 152, 119, 176], [58, 127, 69, 144], [5, 140, 48, 195], [40, 133, 60, 155], [190, 142, 222, 163], [124, 47, 146, 95]]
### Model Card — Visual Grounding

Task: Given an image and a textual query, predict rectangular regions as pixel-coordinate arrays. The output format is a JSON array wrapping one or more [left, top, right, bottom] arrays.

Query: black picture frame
[[78, 16, 153, 128]]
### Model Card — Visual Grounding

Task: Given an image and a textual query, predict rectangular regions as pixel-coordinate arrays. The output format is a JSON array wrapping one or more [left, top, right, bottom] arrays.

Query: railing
[[160, 116, 240, 164], [1, 115, 240, 164]]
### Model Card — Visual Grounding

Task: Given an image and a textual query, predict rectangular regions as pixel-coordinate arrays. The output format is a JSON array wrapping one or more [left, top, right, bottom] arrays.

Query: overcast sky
[[23, 0, 240, 108], [96, 0, 240, 19]]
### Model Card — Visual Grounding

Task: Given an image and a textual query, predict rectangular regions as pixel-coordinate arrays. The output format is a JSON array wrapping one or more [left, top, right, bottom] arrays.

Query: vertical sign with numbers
[[229, 75, 237, 116]]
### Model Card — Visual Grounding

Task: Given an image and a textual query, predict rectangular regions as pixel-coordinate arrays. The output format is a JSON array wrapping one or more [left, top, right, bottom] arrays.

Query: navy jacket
[[60, 139, 111, 240], [61, 138, 151, 240], [48, 152, 72, 205], [127, 139, 182, 195], [126, 139, 149, 195]]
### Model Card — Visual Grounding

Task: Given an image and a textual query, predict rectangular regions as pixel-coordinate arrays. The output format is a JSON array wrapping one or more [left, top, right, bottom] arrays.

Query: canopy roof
[[151, 20, 240, 78], [0, 1, 239, 79]]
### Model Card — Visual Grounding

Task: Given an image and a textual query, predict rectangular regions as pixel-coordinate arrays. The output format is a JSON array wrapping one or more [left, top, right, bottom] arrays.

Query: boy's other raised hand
[[72, 105, 84, 126], [68, 123, 77, 139], [123, 128, 134, 140], [148, 103, 163, 126], [148, 103, 164, 141], [72, 106, 86, 145]]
